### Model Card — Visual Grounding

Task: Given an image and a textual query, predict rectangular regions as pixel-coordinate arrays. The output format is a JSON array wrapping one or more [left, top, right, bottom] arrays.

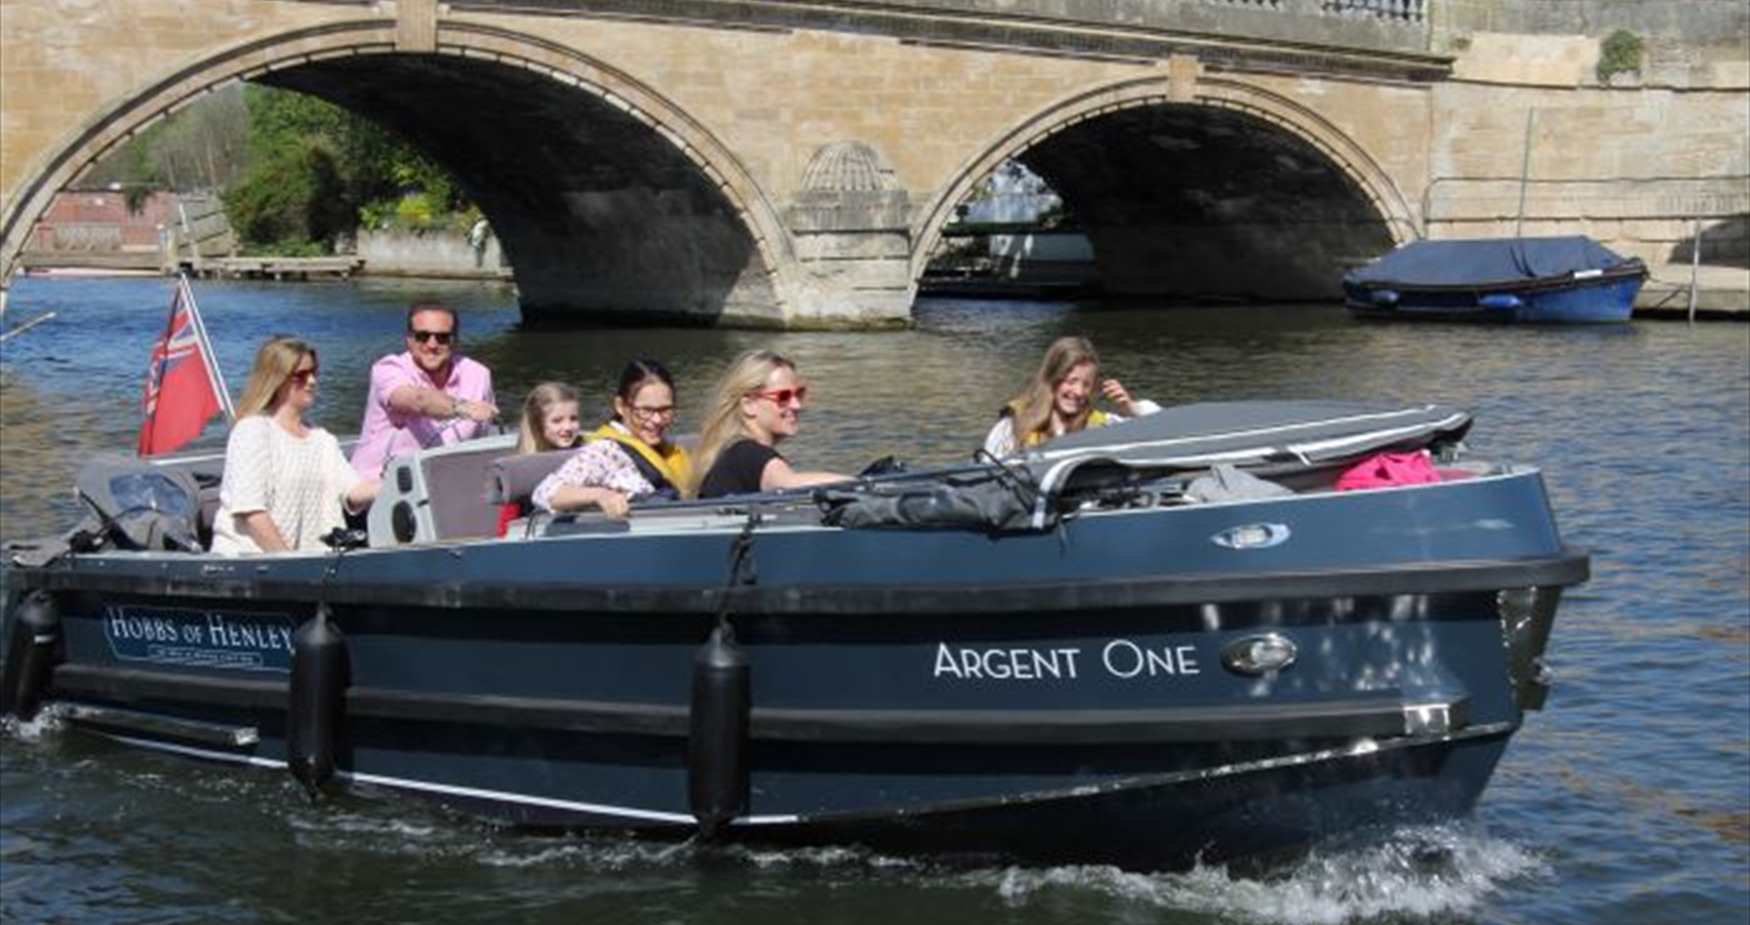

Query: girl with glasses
[[210, 337, 380, 555], [690, 350, 849, 499], [531, 360, 693, 520], [981, 336, 1161, 459]]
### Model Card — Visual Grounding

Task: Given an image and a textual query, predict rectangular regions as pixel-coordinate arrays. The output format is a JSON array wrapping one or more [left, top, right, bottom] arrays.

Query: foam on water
[[981, 823, 1550, 923], [473, 837, 710, 870], [0, 703, 65, 743], [339, 821, 1550, 924], [734, 844, 920, 870]]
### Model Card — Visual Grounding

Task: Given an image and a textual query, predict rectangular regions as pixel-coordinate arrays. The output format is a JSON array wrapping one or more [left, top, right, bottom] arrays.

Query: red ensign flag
[[137, 281, 223, 457]]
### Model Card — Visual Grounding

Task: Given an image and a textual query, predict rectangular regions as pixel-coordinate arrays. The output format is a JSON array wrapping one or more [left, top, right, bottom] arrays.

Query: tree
[[88, 83, 474, 253], [85, 84, 250, 195], [222, 84, 474, 253]]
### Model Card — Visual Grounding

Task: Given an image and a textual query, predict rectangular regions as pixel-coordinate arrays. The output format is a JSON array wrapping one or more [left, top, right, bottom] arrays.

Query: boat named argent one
[[0, 401, 1585, 870]]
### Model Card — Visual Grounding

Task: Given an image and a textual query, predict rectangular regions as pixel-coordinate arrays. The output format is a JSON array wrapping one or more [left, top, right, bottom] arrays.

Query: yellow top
[[1010, 403, 1113, 448], [586, 422, 693, 492]]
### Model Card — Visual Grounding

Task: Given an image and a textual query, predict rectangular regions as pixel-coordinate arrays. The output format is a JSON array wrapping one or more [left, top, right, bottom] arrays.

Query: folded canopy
[[1022, 401, 1473, 505], [1344, 236, 1637, 288]]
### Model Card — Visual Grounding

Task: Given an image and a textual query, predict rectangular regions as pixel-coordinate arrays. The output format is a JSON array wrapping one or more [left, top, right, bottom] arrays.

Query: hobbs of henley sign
[[103, 605, 296, 672]]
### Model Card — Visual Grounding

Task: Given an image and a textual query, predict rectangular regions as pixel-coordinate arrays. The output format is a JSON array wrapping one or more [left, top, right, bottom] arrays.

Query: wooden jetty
[[188, 256, 365, 280]]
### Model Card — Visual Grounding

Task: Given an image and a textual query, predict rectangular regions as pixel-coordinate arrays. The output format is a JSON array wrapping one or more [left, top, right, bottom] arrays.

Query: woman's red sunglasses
[[748, 386, 808, 406]]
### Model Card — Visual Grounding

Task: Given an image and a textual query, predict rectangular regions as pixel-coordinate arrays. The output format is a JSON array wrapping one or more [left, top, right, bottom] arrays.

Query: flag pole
[[179, 272, 235, 422]]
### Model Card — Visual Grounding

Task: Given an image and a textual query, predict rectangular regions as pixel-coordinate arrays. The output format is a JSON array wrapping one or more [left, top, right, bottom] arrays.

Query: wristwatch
[[449, 396, 465, 419]]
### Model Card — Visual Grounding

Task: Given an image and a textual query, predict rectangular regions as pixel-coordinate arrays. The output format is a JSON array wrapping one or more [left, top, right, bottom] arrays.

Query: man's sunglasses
[[409, 329, 455, 345], [748, 386, 808, 406]]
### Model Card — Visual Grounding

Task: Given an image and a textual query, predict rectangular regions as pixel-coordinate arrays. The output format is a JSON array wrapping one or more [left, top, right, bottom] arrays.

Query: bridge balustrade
[[454, 1, 1438, 57], [1321, 0, 1427, 23], [1204, 0, 1425, 25]]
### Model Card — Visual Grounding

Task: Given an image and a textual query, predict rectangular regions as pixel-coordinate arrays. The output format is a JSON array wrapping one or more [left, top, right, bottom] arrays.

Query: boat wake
[[4, 712, 1550, 923], [249, 775, 1554, 923], [303, 815, 1548, 924], [983, 823, 1551, 923], [0, 702, 65, 742]]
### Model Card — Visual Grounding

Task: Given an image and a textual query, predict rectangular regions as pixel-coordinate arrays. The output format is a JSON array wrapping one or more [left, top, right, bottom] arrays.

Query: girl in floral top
[[532, 360, 692, 519]]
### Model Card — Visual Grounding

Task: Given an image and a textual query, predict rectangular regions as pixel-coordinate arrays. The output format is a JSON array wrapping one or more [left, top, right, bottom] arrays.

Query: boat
[[0, 401, 1586, 870], [1343, 235, 1647, 323]]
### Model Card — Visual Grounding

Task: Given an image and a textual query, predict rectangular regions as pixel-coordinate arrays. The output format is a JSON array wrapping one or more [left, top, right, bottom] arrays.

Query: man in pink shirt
[[350, 302, 498, 477]]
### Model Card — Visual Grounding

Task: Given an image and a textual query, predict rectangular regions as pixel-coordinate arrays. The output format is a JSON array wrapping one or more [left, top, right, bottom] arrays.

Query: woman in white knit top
[[210, 337, 380, 555]]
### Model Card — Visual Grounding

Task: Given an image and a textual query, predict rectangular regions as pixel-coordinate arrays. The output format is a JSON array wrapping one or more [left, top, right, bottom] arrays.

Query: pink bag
[[1335, 450, 1443, 491]]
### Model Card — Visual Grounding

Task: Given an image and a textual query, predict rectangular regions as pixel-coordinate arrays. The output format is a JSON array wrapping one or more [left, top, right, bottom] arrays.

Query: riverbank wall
[[354, 229, 511, 280]]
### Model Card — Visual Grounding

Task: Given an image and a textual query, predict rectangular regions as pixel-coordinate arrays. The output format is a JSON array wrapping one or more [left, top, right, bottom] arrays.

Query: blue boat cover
[[1344, 236, 1633, 288]]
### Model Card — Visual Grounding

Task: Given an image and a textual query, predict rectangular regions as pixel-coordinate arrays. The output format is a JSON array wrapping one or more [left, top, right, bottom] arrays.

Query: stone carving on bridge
[[788, 141, 910, 233]]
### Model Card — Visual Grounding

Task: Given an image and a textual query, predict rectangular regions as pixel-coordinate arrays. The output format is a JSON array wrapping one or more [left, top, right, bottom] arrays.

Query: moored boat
[[1, 401, 1585, 870], [1344, 235, 1647, 323]]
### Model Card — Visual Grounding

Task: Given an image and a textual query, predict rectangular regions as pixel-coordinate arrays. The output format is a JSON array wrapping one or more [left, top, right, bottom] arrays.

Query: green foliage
[[122, 184, 154, 216], [223, 84, 473, 253], [84, 83, 475, 253], [1597, 30, 1644, 83], [223, 136, 351, 250], [237, 238, 330, 258]]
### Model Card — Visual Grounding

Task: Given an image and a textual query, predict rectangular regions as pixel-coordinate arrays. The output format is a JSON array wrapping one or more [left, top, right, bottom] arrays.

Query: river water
[[1, 276, 1745, 924]]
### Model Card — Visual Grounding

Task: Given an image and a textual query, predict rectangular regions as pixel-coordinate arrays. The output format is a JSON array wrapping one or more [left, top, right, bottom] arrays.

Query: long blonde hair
[[234, 336, 316, 419], [687, 349, 795, 498], [1005, 336, 1100, 443], [516, 381, 580, 453]]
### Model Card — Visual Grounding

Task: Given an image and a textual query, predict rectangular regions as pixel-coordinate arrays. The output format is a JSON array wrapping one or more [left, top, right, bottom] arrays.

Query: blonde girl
[[211, 337, 378, 555], [982, 336, 1159, 457], [689, 349, 848, 499]]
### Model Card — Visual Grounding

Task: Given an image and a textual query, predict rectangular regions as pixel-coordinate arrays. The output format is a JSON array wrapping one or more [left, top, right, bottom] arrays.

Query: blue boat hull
[[3, 470, 1580, 869], [1345, 265, 1645, 323], [32, 588, 1533, 869]]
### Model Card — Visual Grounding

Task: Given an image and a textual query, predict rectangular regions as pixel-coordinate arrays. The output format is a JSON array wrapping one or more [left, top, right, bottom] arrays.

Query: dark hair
[[405, 302, 459, 336], [612, 358, 675, 422]]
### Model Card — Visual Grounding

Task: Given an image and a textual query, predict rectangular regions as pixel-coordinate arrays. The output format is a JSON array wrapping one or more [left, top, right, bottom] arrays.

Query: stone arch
[[911, 73, 1419, 288], [0, 19, 796, 321]]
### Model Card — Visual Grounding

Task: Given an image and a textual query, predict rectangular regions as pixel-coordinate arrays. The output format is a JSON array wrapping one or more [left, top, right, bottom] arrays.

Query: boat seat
[[485, 449, 577, 508], [421, 447, 513, 540], [369, 435, 518, 546]]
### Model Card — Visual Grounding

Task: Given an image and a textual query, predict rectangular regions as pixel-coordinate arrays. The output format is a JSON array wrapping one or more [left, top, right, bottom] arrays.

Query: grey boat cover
[[1343, 236, 1636, 289], [826, 401, 1469, 534], [69, 458, 203, 552], [1023, 400, 1471, 501]]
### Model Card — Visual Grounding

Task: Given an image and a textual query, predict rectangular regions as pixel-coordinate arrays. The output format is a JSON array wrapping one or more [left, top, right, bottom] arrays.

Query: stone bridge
[[3, 1, 1745, 326]]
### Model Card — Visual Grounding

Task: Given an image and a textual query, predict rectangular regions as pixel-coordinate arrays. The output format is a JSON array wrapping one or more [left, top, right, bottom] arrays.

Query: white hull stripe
[[94, 731, 799, 826]]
